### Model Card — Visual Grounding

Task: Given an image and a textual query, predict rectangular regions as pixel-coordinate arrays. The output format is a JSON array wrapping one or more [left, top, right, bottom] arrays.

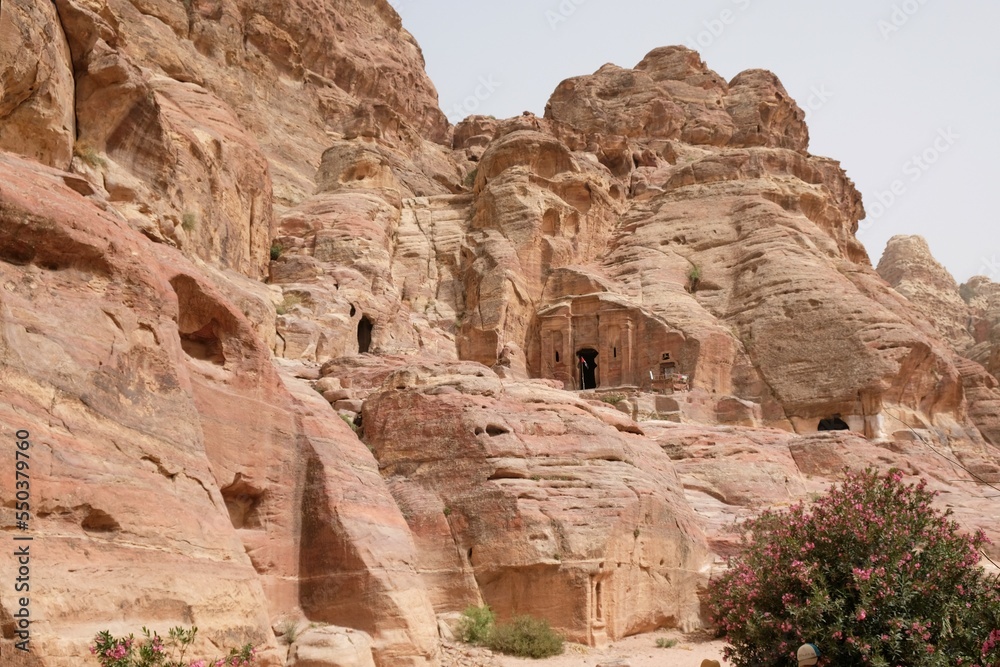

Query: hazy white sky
[[387, 0, 999, 284]]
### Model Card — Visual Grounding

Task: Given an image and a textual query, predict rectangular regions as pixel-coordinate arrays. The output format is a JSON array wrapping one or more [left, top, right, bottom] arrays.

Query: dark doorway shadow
[[577, 348, 599, 389], [358, 316, 373, 354], [818, 415, 850, 431]]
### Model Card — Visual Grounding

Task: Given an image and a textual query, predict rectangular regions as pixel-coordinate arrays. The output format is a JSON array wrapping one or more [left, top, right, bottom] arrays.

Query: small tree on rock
[[708, 468, 1000, 667]]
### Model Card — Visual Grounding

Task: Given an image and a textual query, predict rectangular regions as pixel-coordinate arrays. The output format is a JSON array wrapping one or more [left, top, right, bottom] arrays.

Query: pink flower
[[190, 661, 208, 667], [856, 609, 867, 621]]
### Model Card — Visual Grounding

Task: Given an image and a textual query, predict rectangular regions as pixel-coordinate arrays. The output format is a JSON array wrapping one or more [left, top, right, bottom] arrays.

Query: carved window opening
[[818, 415, 850, 431]]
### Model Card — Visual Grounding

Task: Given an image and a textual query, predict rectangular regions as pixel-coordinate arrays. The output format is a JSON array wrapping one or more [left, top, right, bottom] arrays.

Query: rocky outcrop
[[0, 152, 438, 667], [360, 362, 709, 645], [286, 626, 377, 667], [877, 235, 975, 351], [544, 46, 808, 152], [458, 125, 626, 371], [962, 276, 1000, 380], [0, 0, 76, 168], [2, 0, 1000, 662]]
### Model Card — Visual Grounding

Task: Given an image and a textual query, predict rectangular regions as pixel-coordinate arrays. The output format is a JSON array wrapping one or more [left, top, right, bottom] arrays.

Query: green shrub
[[458, 605, 495, 645], [270, 243, 283, 261], [708, 468, 1000, 667], [277, 620, 298, 646], [655, 637, 678, 649], [74, 140, 106, 168], [486, 616, 564, 659], [181, 212, 198, 232], [339, 413, 358, 433], [275, 294, 303, 316], [687, 264, 701, 292], [600, 394, 626, 405], [463, 167, 478, 189]]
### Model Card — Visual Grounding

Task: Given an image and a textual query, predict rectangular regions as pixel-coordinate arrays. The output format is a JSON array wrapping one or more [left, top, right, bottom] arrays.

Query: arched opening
[[357, 316, 373, 354], [577, 348, 599, 390], [818, 415, 850, 431]]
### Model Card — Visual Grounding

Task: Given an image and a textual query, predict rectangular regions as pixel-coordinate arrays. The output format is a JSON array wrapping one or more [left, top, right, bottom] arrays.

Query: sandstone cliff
[[2, 3, 999, 667]]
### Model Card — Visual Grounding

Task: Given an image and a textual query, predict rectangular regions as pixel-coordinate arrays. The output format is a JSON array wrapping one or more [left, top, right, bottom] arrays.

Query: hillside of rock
[[2, 3, 999, 667]]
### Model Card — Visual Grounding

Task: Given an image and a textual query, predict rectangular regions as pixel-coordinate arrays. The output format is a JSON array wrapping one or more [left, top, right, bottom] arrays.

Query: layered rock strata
[[1, 3, 999, 666]]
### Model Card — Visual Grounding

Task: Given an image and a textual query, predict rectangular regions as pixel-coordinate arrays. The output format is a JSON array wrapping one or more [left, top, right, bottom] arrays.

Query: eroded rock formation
[[1, 3, 999, 666]]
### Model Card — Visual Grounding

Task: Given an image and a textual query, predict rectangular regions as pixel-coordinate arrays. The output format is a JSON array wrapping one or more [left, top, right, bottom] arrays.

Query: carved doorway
[[358, 316, 373, 354], [577, 348, 599, 389]]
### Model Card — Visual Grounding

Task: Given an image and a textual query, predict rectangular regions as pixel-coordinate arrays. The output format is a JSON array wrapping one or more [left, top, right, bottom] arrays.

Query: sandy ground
[[442, 630, 730, 667]]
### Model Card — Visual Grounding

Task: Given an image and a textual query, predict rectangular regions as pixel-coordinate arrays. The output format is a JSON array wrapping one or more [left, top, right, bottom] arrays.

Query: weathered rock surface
[[286, 626, 377, 667], [361, 362, 709, 645], [963, 275, 1000, 380], [0, 0, 76, 168], [1, 0, 999, 663], [545, 46, 808, 152], [877, 235, 975, 351], [0, 153, 438, 667]]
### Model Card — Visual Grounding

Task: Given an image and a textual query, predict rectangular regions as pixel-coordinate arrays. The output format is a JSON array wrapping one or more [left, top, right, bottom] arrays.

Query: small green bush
[[464, 167, 478, 189], [181, 212, 198, 232], [277, 620, 298, 646], [275, 294, 303, 316], [687, 264, 701, 292], [340, 413, 358, 433], [486, 616, 564, 659], [458, 605, 495, 645], [655, 637, 678, 649], [600, 394, 626, 405], [270, 243, 283, 261], [74, 140, 107, 168], [709, 468, 1000, 667]]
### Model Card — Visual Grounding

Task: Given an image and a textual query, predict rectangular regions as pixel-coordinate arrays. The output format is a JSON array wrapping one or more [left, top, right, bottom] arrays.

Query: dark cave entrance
[[577, 348, 599, 390], [358, 316, 373, 354], [818, 415, 850, 431]]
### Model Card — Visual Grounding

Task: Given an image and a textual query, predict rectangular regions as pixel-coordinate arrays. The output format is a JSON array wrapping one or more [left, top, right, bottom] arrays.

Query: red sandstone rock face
[[16, 0, 451, 280], [2, 0, 1000, 662], [361, 362, 709, 645], [877, 235, 976, 351], [963, 276, 1000, 380], [0, 0, 76, 168], [644, 421, 1000, 563], [0, 153, 438, 667], [545, 46, 808, 152], [875, 236, 1000, 446]]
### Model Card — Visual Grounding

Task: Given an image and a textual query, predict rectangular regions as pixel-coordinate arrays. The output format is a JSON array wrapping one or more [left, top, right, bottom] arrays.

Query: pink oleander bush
[[90, 626, 257, 667], [708, 468, 1000, 667]]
